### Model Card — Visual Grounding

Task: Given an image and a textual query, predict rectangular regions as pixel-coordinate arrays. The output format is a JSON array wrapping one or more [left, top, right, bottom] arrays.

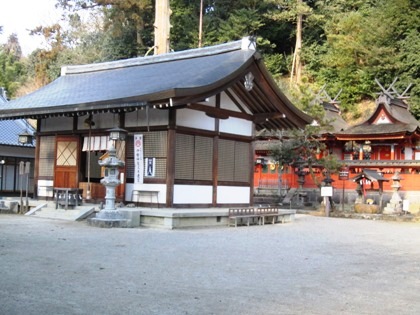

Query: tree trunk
[[295, 11, 302, 84], [290, 0, 303, 85], [154, 0, 171, 55]]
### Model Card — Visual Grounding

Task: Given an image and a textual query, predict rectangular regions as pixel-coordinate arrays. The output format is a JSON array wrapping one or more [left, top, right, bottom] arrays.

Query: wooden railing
[[343, 159, 420, 167]]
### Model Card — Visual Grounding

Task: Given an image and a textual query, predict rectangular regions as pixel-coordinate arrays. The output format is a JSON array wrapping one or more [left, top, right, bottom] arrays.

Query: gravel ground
[[1, 214, 420, 315]]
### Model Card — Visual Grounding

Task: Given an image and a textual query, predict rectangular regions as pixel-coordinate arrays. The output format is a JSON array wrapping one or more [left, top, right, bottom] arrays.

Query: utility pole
[[154, 0, 172, 55]]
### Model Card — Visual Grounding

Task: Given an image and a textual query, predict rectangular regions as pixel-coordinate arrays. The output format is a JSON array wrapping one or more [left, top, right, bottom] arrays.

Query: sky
[[0, 0, 63, 56]]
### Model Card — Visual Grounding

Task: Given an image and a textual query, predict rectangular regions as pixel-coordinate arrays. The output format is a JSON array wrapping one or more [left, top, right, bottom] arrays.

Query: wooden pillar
[[166, 110, 176, 207], [212, 94, 220, 207], [34, 121, 41, 199]]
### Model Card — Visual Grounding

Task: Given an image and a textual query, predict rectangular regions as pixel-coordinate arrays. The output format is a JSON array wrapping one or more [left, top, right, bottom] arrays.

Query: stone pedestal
[[88, 210, 128, 228], [383, 191, 402, 214], [383, 172, 402, 214]]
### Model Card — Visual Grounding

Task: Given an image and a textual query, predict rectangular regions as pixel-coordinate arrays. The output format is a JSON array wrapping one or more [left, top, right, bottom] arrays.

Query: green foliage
[[318, 154, 342, 175], [269, 126, 342, 188], [305, 0, 420, 115], [0, 34, 27, 98], [263, 53, 290, 77], [57, 0, 154, 58], [0, 0, 419, 117]]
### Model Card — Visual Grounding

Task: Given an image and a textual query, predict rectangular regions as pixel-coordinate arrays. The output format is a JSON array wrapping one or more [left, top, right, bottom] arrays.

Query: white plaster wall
[[125, 183, 167, 204], [177, 108, 215, 131], [219, 117, 253, 136], [217, 186, 250, 204], [198, 96, 216, 106], [221, 89, 252, 114], [173, 185, 213, 204], [125, 108, 168, 127], [41, 117, 73, 132]]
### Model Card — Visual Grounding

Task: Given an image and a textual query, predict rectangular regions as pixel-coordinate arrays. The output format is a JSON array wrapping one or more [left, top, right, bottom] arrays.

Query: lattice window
[[175, 134, 194, 179], [39, 136, 55, 177], [126, 131, 167, 180], [218, 139, 235, 181], [144, 131, 167, 157], [194, 136, 213, 180], [56, 141, 77, 166], [218, 139, 250, 182], [175, 134, 213, 181], [234, 141, 250, 182]]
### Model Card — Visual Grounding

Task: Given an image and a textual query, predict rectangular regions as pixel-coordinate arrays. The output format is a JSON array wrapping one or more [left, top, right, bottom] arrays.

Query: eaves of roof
[[351, 169, 389, 182], [334, 122, 420, 142], [0, 40, 255, 119], [0, 38, 313, 130]]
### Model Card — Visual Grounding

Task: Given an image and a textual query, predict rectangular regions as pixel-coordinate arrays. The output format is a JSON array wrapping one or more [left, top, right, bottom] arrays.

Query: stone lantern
[[88, 127, 128, 228], [294, 156, 307, 206], [383, 171, 403, 214], [99, 146, 125, 211]]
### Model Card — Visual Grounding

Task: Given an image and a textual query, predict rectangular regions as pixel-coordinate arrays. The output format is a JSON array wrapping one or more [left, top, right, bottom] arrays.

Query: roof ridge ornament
[[375, 77, 413, 106], [244, 72, 254, 91], [309, 85, 342, 112], [241, 36, 256, 51]]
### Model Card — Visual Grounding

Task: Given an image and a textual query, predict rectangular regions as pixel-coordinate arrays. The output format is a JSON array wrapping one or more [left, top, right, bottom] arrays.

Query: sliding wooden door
[[54, 136, 80, 188]]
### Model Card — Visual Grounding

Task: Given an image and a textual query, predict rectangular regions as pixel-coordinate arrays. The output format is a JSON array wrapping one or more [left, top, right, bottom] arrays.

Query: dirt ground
[[1, 214, 420, 315]]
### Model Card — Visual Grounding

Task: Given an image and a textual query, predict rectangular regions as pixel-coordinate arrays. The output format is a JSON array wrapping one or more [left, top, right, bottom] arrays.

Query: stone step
[[26, 204, 97, 221], [282, 188, 297, 204]]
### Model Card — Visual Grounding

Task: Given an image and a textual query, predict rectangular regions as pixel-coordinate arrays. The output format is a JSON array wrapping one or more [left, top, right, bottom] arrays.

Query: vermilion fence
[[254, 166, 420, 192]]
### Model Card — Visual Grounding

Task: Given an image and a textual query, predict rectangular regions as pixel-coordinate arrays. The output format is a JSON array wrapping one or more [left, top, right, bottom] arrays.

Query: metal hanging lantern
[[18, 132, 34, 145], [108, 127, 127, 142]]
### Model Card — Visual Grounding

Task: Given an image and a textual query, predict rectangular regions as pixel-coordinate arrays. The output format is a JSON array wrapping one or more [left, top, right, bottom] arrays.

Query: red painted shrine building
[[255, 83, 420, 212]]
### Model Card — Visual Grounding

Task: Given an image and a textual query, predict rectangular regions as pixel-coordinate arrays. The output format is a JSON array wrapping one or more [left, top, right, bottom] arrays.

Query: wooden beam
[[188, 103, 253, 121]]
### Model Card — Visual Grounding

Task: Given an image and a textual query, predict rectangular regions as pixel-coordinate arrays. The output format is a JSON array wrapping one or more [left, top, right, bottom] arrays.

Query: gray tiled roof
[[351, 169, 389, 182], [0, 120, 33, 146], [322, 107, 349, 133], [0, 40, 255, 118], [0, 91, 35, 147], [0, 38, 313, 130], [336, 96, 420, 137]]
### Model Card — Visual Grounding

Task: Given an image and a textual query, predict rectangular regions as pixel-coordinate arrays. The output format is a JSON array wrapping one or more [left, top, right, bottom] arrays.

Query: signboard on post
[[339, 166, 349, 180], [321, 186, 333, 197], [19, 161, 25, 175], [339, 166, 349, 211]]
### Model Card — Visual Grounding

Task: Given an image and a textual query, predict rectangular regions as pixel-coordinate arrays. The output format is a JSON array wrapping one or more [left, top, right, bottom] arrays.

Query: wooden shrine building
[[334, 80, 420, 176], [0, 38, 312, 208], [0, 88, 35, 196]]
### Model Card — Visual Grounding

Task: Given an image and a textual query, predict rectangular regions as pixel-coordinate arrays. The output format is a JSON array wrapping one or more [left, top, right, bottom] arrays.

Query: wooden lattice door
[[54, 136, 80, 188]]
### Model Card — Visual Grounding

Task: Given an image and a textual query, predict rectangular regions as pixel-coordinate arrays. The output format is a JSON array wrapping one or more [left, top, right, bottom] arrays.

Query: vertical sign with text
[[134, 134, 144, 184]]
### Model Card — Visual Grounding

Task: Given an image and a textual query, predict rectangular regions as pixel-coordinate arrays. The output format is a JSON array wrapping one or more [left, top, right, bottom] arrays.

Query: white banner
[[134, 134, 144, 184], [145, 158, 156, 177]]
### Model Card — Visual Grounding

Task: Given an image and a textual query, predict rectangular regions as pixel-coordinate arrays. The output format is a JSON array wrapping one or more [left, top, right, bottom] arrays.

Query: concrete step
[[282, 188, 297, 204], [26, 203, 97, 221]]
